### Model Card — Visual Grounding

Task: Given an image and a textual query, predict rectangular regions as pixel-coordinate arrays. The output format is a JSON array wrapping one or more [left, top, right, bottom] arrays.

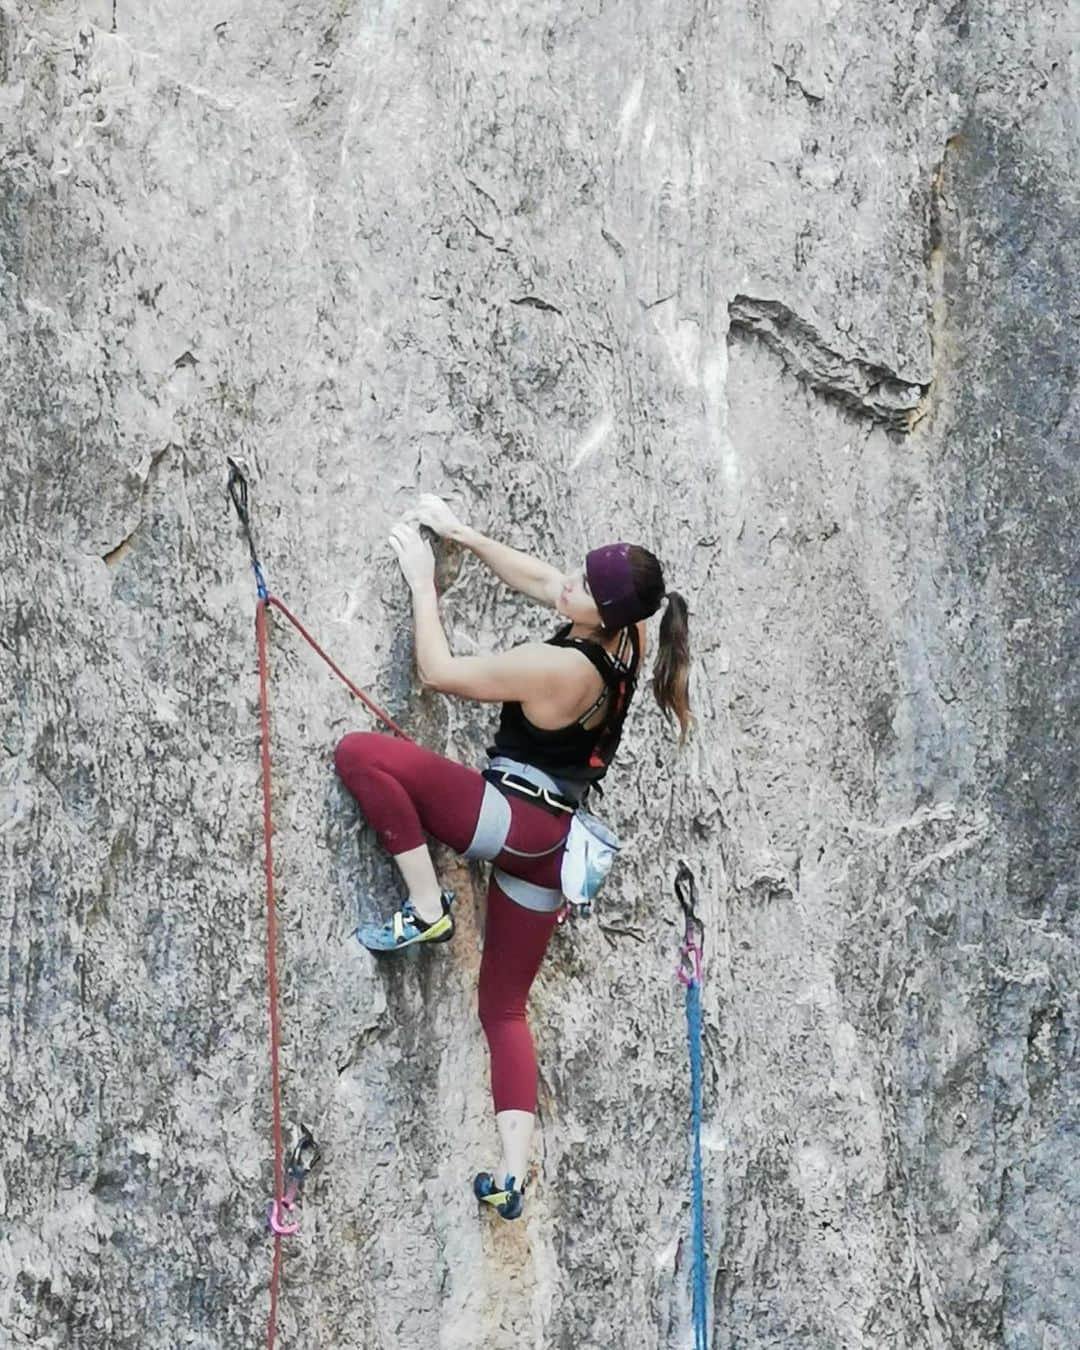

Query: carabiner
[[674, 861, 704, 983], [675, 860, 698, 927], [286, 1124, 321, 1189], [227, 458, 269, 600], [267, 1196, 300, 1237]]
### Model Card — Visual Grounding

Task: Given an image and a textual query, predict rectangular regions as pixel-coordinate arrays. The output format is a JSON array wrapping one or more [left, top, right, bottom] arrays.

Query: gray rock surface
[[1, 1, 1076, 1346]]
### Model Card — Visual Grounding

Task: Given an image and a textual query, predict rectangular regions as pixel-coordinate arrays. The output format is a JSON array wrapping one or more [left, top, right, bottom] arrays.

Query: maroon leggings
[[334, 731, 569, 1113]]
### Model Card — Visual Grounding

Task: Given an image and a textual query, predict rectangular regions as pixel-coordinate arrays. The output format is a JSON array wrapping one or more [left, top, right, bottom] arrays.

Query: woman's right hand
[[403, 493, 469, 543]]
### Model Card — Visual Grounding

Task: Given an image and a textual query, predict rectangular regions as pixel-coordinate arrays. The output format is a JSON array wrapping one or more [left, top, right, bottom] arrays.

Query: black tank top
[[487, 623, 640, 786]]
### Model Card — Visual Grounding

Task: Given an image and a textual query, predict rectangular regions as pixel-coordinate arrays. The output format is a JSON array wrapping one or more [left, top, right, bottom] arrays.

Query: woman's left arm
[[391, 520, 560, 701]]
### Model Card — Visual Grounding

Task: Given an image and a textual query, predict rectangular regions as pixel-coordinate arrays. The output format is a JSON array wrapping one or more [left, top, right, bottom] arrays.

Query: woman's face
[[556, 562, 602, 625]]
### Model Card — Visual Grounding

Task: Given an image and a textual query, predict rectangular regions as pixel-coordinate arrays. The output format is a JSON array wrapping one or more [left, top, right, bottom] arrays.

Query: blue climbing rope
[[686, 974, 708, 1350], [676, 862, 708, 1350]]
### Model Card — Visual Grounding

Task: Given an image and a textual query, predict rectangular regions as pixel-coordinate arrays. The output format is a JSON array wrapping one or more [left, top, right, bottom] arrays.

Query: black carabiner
[[675, 860, 699, 926], [286, 1124, 322, 1188], [227, 457, 256, 556], [226, 456, 249, 519], [227, 458, 269, 601], [674, 860, 704, 955]]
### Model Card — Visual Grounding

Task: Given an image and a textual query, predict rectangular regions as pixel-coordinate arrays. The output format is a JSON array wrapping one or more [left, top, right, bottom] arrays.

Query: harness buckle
[[494, 771, 575, 814], [541, 787, 575, 814]]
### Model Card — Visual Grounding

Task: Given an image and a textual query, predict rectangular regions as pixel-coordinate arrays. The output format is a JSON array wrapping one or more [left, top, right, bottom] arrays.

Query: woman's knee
[[478, 974, 526, 1034], [478, 989, 500, 1036], [479, 1001, 528, 1052], [334, 731, 386, 780], [477, 975, 495, 1033]]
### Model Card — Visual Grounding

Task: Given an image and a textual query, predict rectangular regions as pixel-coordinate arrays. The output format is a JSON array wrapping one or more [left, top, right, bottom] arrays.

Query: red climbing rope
[[253, 591, 410, 1348], [255, 599, 287, 1348], [228, 459, 413, 1345], [267, 596, 412, 741]]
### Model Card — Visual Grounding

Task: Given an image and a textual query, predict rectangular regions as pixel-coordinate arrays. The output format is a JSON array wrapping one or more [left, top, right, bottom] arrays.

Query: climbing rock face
[[1, 2, 1076, 1346]]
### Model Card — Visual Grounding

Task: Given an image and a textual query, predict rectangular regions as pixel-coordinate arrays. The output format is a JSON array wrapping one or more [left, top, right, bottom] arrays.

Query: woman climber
[[333, 494, 691, 1220]]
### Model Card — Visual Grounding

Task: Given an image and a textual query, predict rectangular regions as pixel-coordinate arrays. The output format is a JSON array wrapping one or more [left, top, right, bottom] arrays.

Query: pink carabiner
[[267, 1196, 300, 1237], [678, 941, 703, 987]]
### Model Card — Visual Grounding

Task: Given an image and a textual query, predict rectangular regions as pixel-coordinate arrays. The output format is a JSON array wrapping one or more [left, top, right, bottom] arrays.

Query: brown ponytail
[[653, 590, 692, 742], [609, 547, 692, 743]]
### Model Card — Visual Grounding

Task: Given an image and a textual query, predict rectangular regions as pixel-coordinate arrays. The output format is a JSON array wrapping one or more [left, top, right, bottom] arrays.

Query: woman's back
[[488, 623, 642, 787]]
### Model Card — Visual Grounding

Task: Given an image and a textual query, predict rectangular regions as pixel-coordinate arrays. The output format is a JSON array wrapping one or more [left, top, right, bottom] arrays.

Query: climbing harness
[[468, 757, 572, 915], [675, 861, 708, 1350], [228, 461, 408, 1347], [465, 756, 621, 918]]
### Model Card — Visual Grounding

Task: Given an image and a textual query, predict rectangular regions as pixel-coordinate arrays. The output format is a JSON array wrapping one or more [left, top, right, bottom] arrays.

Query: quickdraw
[[267, 1125, 322, 1237], [227, 458, 268, 602], [675, 860, 704, 988]]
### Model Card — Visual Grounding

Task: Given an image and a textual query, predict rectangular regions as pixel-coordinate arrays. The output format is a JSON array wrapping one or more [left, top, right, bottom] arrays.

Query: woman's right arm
[[403, 495, 562, 607], [459, 527, 562, 606]]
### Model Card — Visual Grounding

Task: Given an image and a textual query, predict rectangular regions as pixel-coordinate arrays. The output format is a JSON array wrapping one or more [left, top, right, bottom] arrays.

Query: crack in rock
[[510, 295, 563, 315], [728, 295, 930, 432], [772, 63, 825, 104]]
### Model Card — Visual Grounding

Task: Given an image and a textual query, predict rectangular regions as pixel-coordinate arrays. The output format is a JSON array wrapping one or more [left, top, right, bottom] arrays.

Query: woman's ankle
[[408, 890, 445, 925], [495, 1108, 534, 1189]]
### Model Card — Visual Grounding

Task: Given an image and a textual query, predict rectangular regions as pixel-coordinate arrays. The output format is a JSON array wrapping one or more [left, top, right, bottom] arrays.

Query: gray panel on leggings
[[492, 867, 565, 913], [462, 780, 512, 860]]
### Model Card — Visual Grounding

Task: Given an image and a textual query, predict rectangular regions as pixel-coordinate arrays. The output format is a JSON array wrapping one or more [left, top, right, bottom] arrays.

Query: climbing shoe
[[473, 1171, 525, 1220], [355, 890, 455, 952]]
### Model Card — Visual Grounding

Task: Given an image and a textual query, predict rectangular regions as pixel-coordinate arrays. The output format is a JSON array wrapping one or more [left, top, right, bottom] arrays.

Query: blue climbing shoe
[[355, 890, 455, 952], [473, 1171, 525, 1220]]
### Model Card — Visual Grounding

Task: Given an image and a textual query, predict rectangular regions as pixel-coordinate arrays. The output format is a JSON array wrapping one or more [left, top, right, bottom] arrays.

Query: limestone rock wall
[[1, 2, 1076, 1347]]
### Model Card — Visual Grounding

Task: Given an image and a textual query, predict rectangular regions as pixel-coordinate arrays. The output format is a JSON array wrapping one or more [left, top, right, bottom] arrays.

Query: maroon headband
[[586, 542, 651, 630]]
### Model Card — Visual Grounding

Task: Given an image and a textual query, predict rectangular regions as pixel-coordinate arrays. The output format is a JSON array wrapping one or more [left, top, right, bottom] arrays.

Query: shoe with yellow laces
[[355, 890, 455, 952], [473, 1171, 525, 1220]]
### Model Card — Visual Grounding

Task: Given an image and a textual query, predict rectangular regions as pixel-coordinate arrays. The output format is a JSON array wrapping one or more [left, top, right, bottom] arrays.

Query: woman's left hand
[[388, 520, 435, 589]]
